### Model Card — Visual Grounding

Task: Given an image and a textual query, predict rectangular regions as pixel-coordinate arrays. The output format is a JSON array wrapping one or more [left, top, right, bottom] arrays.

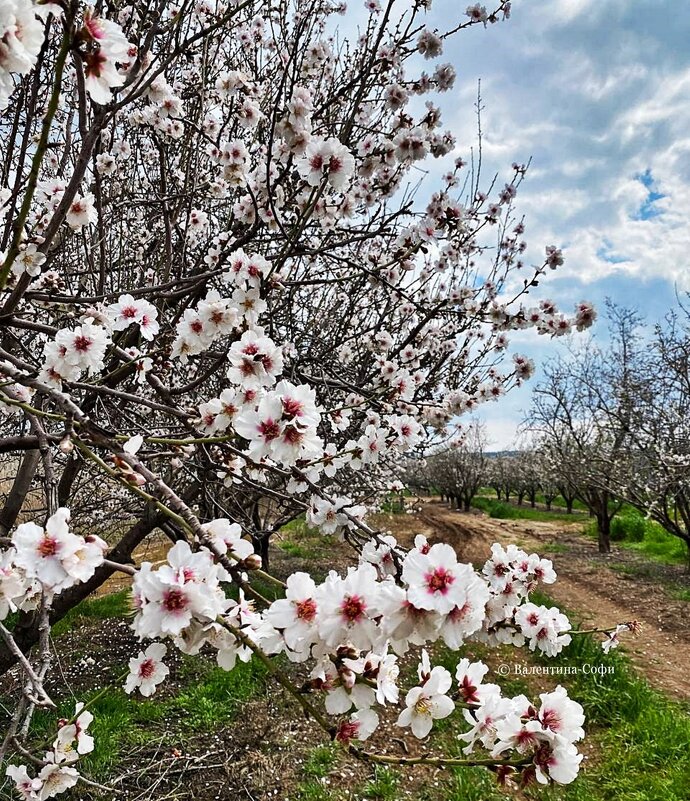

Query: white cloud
[[427, 0, 690, 294]]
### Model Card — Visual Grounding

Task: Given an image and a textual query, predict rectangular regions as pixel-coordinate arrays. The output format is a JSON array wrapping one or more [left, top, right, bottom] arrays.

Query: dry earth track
[[412, 500, 690, 700]]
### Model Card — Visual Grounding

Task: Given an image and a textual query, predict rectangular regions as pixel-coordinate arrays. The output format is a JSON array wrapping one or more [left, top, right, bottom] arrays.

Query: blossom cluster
[[0, 1, 51, 111], [118, 528, 587, 786], [6, 702, 94, 800], [38, 295, 159, 388], [1, 509, 106, 616]]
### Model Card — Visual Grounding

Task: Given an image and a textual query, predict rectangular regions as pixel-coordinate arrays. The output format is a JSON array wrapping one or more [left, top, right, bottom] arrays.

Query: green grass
[[292, 747, 340, 801], [293, 782, 339, 801], [440, 766, 505, 801], [50, 589, 131, 637], [303, 744, 338, 778], [360, 766, 400, 800], [166, 655, 268, 730], [277, 517, 333, 560], [15, 653, 268, 782], [540, 541, 571, 555], [584, 509, 689, 566], [472, 496, 581, 523], [627, 526, 688, 565]]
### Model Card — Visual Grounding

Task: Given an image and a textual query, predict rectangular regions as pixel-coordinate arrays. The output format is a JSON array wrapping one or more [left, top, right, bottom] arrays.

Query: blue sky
[[422, 0, 690, 448]]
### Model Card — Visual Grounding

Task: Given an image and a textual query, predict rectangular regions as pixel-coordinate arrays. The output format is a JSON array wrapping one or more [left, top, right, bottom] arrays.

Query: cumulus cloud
[[429, 0, 690, 291]]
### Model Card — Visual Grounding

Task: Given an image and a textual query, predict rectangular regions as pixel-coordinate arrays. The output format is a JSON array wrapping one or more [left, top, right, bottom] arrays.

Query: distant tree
[[604, 309, 690, 568], [529, 304, 642, 552], [427, 421, 487, 512]]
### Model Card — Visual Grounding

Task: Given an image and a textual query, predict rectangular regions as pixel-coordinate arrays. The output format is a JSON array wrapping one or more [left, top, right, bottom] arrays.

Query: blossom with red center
[[51, 318, 110, 377], [234, 382, 322, 466], [402, 542, 474, 615], [340, 594, 366, 623], [265, 572, 319, 655], [316, 564, 380, 651], [80, 14, 132, 103], [297, 136, 355, 190], [132, 546, 228, 639], [106, 294, 160, 341], [162, 587, 189, 614], [138, 658, 156, 678], [12, 508, 86, 593], [227, 330, 283, 389], [515, 602, 572, 657], [125, 643, 169, 697], [335, 709, 379, 743], [295, 598, 317, 622], [425, 565, 455, 594], [37, 536, 59, 557], [537, 686, 584, 742]]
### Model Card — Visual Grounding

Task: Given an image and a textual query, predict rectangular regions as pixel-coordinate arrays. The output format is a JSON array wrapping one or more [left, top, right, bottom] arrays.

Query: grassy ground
[[473, 494, 690, 568], [583, 508, 689, 566], [472, 496, 583, 523]]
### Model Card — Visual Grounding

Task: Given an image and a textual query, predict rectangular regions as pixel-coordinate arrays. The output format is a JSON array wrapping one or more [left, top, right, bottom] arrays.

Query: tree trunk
[[596, 512, 611, 553], [253, 533, 270, 571], [566, 499, 573, 514], [0, 449, 41, 535], [463, 498, 471, 512], [546, 500, 552, 511]]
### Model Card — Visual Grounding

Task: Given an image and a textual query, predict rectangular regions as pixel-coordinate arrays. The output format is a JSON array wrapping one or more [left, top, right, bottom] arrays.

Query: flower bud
[[59, 436, 74, 454]]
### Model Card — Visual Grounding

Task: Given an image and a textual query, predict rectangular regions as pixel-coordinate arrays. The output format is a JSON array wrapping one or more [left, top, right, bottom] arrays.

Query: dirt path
[[407, 501, 690, 701]]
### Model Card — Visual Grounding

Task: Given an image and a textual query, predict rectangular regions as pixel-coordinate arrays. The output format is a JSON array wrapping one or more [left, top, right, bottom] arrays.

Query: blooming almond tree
[[0, 1, 622, 797]]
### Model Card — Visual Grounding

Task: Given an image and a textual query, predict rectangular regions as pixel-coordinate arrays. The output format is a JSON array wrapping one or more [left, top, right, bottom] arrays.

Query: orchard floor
[[1, 501, 689, 801]]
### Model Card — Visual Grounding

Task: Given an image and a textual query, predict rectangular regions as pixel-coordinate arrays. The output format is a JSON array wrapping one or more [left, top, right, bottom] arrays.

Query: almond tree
[[426, 420, 487, 511], [602, 310, 690, 569], [529, 305, 644, 552], [529, 360, 622, 552], [0, 2, 607, 796]]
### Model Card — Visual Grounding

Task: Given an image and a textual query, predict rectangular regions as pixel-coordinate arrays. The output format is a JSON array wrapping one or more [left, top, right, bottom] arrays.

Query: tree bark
[[0, 449, 41, 535], [596, 511, 611, 553]]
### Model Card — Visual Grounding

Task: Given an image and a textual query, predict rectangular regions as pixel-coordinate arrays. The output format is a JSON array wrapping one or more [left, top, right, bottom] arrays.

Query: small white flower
[[125, 643, 170, 697]]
